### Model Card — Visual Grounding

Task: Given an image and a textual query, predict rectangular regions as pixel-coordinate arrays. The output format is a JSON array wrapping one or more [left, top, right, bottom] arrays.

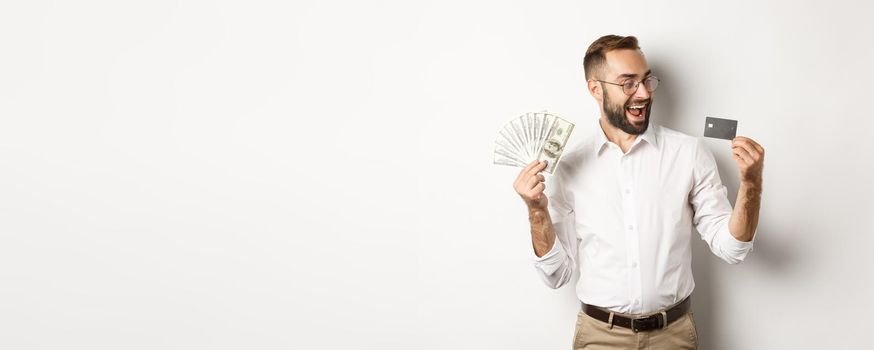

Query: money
[[538, 117, 574, 174], [493, 112, 575, 174]]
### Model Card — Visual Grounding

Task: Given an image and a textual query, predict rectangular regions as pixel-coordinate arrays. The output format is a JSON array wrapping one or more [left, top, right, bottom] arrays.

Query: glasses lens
[[622, 80, 638, 95], [644, 77, 659, 92]]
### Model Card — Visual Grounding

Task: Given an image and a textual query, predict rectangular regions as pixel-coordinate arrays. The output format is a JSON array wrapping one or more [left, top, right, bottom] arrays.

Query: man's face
[[598, 49, 653, 135]]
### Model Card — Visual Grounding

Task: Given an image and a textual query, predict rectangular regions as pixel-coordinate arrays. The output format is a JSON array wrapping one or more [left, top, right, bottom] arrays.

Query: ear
[[587, 79, 602, 102]]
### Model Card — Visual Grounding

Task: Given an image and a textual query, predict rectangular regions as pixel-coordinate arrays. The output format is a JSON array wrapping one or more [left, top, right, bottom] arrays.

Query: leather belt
[[581, 296, 691, 333]]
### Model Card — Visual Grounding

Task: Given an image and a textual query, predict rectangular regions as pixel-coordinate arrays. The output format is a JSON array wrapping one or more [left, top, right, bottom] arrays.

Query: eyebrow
[[615, 70, 652, 80]]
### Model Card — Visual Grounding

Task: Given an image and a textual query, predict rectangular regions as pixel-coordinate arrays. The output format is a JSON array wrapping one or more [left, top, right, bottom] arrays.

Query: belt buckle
[[631, 314, 665, 333]]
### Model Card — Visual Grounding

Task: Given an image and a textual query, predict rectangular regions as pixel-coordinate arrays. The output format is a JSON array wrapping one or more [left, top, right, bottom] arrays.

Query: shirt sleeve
[[531, 165, 580, 289], [690, 139, 755, 264]]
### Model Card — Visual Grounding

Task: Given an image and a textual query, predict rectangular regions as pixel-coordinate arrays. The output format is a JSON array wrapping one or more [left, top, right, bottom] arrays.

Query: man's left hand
[[731, 136, 764, 186]]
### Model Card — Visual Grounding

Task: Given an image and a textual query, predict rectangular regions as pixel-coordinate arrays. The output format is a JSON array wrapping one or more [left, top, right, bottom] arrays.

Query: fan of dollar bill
[[493, 111, 575, 174]]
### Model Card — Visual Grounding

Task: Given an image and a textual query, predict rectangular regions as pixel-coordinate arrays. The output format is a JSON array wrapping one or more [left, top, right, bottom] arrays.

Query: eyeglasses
[[594, 76, 660, 96]]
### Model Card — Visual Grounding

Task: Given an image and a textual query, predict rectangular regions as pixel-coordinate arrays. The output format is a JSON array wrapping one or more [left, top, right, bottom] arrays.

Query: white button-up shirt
[[532, 121, 754, 314]]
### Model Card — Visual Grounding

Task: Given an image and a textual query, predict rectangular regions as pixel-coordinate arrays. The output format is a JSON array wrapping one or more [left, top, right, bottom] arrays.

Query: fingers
[[514, 160, 548, 202], [525, 173, 546, 190], [751, 140, 764, 154], [515, 160, 540, 184], [733, 136, 764, 154], [732, 137, 765, 185], [733, 147, 753, 165], [732, 152, 743, 163], [515, 160, 547, 183], [732, 136, 764, 163], [528, 160, 548, 176], [732, 153, 752, 169], [530, 182, 545, 198], [732, 140, 758, 161]]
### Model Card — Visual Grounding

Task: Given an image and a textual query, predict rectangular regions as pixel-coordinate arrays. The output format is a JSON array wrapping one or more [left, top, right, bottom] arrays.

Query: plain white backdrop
[[1, 1, 872, 349]]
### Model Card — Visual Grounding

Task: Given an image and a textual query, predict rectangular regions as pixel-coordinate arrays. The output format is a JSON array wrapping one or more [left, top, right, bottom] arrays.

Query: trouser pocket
[[688, 312, 699, 348]]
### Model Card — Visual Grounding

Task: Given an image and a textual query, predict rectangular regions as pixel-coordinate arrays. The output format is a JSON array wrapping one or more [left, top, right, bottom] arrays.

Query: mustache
[[624, 99, 651, 107]]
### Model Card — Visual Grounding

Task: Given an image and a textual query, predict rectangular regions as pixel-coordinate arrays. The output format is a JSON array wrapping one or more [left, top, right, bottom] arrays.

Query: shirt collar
[[593, 119, 660, 156]]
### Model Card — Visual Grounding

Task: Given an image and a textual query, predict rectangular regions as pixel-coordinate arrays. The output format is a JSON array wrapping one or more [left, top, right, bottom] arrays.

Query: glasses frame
[[593, 76, 660, 96]]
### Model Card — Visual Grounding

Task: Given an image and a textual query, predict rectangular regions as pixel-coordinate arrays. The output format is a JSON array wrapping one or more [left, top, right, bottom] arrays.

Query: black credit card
[[703, 117, 737, 140]]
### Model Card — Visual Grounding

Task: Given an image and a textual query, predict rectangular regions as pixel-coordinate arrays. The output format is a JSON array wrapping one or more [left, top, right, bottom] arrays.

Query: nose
[[632, 81, 651, 100]]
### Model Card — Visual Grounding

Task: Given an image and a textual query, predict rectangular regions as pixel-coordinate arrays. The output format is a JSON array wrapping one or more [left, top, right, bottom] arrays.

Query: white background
[[1, 1, 873, 349]]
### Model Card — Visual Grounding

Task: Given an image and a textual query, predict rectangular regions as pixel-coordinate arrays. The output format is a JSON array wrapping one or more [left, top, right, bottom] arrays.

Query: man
[[513, 35, 764, 349]]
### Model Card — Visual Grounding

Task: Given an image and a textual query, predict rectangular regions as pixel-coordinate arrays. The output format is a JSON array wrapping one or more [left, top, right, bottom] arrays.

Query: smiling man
[[512, 35, 765, 349]]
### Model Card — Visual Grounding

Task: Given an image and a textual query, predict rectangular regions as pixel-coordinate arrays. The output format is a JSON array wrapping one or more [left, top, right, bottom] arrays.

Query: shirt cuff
[[719, 225, 756, 256], [532, 238, 566, 275]]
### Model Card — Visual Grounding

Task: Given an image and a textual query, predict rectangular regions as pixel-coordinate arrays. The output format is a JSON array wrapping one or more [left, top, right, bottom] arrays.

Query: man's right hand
[[513, 160, 548, 210]]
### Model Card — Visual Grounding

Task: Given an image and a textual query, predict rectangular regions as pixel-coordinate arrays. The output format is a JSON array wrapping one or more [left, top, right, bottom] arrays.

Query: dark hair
[[583, 35, 640, 80]]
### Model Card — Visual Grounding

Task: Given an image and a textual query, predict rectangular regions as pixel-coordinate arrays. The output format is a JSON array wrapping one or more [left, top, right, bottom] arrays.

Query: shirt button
[[625, 188, 631, 194], [628, 225, 634, 230], [631, 262, 638, 268]]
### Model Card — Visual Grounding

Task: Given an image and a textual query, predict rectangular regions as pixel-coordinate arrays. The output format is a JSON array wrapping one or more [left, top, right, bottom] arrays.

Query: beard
[[603, 89, 652, 135]]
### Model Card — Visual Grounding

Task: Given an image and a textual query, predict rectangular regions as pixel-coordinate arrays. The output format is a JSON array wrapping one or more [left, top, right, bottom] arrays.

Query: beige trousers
[[572, 309, 699, 349]]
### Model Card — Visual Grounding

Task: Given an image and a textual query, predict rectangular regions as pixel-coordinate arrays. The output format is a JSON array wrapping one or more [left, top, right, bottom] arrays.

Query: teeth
[[628, 105, 645, 109]]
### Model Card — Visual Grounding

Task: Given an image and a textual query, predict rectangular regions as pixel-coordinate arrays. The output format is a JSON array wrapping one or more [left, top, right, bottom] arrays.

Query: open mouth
[[625, 102, 647, 120]]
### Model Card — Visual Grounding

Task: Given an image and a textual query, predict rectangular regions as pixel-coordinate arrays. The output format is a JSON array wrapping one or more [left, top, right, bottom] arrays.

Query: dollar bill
[[493, 144, 528, 166], [492, 112, 574, 174], [537, 116, 574, 174]]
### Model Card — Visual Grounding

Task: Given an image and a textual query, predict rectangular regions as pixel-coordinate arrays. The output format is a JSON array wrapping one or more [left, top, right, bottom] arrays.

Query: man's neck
[[599, 117, 637, 154]]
